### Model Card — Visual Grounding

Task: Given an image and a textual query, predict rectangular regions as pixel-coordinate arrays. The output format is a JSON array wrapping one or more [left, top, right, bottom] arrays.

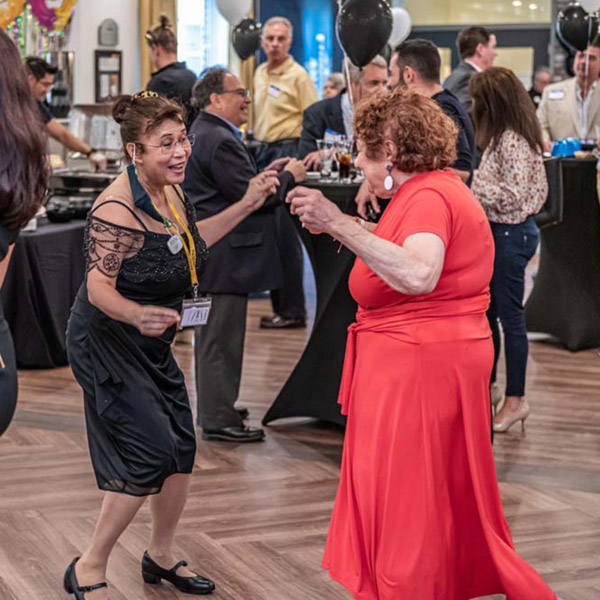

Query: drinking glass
[[336, 139, 353, 182], [317, 139, 334, 179]]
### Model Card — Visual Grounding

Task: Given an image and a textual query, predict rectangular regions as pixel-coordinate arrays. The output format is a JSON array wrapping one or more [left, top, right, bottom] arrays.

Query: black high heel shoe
[[141, 551, 215, 595], [63, 557, 108, 599]]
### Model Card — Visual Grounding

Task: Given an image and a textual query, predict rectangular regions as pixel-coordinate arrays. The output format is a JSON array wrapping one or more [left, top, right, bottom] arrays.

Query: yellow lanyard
[[152, 192, 199, 299]]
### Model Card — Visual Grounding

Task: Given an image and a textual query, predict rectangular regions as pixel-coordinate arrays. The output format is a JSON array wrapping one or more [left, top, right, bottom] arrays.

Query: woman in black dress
[[0, 29, 49, 437], [64, 92, 279, 599]]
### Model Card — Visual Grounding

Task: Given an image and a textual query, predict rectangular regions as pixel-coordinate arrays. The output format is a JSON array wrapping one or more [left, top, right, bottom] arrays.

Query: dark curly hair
[[354, 87, 458, 173], [0, 30, 49, 232], [112, 93, 186, 161]]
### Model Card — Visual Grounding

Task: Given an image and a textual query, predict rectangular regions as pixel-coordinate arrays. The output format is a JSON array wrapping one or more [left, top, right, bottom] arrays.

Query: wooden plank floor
[[1, 280, 600, 598]]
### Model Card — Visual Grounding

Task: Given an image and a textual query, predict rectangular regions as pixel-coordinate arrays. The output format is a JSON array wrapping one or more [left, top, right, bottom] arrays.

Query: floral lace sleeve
[[85, 216, 145, 278]]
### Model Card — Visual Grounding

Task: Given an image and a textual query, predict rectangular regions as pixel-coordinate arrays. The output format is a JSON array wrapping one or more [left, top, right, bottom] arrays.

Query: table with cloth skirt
[[263, 180, 388, 426], [526, 157, 600, 350], [0, 218, 86, 368], [264, 159, 598, 428]]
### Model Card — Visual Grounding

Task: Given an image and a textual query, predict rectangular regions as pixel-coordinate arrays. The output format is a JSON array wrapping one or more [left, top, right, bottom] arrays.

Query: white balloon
[[388, 7, 412, 46], [216, 0, 252, 25], [578, 0, 600, 12]]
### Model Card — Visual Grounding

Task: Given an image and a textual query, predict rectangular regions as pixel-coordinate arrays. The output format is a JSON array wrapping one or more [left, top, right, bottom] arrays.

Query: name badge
[[167, 234, 183, 254], [548, 89, 565, 101], [268, 84, 281, 98], [180, 296, 212, 328]]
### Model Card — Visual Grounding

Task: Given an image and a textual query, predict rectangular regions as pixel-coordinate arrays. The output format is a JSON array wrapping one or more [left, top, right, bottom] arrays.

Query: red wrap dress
[[323, 170, 557, 600]]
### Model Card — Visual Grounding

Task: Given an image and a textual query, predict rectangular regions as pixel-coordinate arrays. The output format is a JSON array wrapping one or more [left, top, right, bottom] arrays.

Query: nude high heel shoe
[[493, 399, 530, 433], [490, 383, 504, 416]]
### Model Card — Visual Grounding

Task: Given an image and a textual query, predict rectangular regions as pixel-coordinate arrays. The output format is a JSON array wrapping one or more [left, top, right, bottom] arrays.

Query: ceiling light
[[529, 3, 538, 9], [512, 0, 522, 6]]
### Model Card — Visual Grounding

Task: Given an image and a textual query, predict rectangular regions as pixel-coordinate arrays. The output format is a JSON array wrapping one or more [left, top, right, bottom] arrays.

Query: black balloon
[[380, 43, 393, 66], [565, 52, 575, 77], [232, 18, 262, 61], [556, 3, 599, 53], [337, 0, 393, 67]]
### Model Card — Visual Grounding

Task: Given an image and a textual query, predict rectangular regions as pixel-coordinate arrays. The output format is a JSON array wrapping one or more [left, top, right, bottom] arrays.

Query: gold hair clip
[[144, 31, 155, 43], [133, 90, 159, 100]]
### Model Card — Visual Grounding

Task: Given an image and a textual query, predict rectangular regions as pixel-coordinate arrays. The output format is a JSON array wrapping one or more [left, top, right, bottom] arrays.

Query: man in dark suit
[[390, 39, 475, 184], [356, 39, 478, 220], [184, 67, 306, 442], [298, 56, 388, 168], [443, 26, 497, 113]]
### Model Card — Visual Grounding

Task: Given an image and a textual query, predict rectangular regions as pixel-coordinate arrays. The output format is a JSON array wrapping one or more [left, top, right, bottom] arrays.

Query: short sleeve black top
[[432, 89, 476, 175], [38, 101, 54, 125], [0, 222, 17, 319], [147, 62, 198, 127], [0, 222, 16, 262]]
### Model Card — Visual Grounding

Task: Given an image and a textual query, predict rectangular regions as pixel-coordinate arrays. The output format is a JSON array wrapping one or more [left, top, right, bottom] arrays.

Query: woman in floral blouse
[[470, 67, 548, 434]]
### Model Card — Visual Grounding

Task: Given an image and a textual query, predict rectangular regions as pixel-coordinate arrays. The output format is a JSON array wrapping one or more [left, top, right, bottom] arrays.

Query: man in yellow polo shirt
[[254, 17, 318, 166], [253, 16, 318, 329]]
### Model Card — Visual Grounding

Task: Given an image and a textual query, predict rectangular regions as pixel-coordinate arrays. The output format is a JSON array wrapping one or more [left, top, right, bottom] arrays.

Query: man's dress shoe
[[259, 315, 306, 329], [201, 425, 265, 442]]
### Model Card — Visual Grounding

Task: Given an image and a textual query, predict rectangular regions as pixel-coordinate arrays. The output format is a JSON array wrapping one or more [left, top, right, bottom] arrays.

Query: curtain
[[139, 0, 177, 90]]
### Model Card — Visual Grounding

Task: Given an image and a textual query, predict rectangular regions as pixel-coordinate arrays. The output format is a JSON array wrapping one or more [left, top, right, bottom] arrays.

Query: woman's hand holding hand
[[302, 150, 321, 171], [355, 180, 380, 219], [133, 305, 181, 337], [242, 170, 280, 212], [284, 158, 307, 183], [287, 186, 343, 234], [264, 157, 291, 172]]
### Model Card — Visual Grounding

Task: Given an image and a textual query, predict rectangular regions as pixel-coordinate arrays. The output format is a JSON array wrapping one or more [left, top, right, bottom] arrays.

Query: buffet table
[[263, 180, 387, 426], [1, 218, 86, 368], [526, 157, 600, 350]]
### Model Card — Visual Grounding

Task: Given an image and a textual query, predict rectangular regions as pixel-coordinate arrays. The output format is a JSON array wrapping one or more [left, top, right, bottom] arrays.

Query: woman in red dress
[[288, 88, 557, 599]]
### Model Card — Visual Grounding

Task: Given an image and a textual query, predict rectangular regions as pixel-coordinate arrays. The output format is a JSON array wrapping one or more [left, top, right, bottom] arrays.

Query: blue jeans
[[487, 216, 539, 397]]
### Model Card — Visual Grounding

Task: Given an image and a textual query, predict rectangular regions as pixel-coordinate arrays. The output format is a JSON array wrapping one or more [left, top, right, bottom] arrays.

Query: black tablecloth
[[263, 180, 386, 426], [526, 158, 600, 350], [1, 218, 86, 368]]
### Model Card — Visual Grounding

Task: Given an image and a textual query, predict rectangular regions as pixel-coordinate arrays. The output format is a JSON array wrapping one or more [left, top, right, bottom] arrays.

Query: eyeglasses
[[136, 133, 195, 155], [217, 88, 251, 99]]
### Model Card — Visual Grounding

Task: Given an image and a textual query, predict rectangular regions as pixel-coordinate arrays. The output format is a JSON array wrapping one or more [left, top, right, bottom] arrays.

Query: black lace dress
[[0, 222, 17, 438], [66, 198, 207, 496]]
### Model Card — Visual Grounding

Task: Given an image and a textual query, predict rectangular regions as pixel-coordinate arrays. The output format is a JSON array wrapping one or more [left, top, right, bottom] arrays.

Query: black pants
[[488, 216, 539, 397], [0, 316, 17, 438], [255, 139, 306, 320], [194, 293, 248, 429]]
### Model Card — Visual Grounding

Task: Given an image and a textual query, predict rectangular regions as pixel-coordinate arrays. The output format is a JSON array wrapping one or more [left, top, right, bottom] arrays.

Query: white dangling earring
[[384, 164, 394, 191], [132, 144, 139, 177]]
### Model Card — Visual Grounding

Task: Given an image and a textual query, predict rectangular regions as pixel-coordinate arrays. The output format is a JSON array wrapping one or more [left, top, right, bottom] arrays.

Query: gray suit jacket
[[443, 61, 477, 114], [537, 77, 600, 142]]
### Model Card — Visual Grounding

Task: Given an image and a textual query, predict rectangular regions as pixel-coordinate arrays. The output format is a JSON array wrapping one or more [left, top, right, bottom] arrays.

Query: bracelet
[[353, 216, 367, 229], [86, 148, 97, 157]]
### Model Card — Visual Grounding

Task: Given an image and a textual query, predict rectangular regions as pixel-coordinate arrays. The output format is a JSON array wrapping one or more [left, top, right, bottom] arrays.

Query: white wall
[[65, 0, 140, 104]]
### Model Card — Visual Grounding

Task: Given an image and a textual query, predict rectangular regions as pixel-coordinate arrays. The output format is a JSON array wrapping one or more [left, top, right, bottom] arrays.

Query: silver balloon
[[578, 0, 600, 12], [216, 0, 252, 25], [388, 7, 412, 47]]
